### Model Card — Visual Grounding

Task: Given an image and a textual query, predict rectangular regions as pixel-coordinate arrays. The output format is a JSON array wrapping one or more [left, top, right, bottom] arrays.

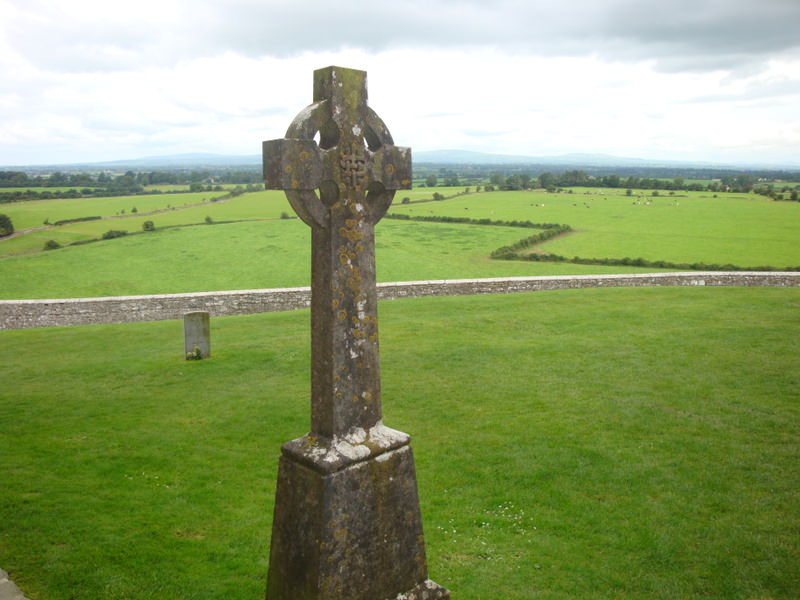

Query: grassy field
[[3, 187, 797, 298], [0, 217, 659, 299], [390, 189, 800, 268], [1, 287, 798, 600], [0, 191, 293, 256], [0, 192, 224, 232], [0, 189, 466, 256]]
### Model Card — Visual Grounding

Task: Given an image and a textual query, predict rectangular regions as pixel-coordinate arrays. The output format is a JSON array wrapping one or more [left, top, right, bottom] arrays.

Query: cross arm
[[263, 138, 323, 191], [369, 145, 412, 191]]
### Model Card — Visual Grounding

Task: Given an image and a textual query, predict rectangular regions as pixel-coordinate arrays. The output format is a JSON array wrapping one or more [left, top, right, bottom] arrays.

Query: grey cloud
[[4, 0, 800, 73]]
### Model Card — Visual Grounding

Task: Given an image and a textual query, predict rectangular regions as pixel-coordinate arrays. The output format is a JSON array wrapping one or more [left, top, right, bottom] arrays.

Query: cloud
[[1, 1, 799, 165], [3, 0, 799, 74]]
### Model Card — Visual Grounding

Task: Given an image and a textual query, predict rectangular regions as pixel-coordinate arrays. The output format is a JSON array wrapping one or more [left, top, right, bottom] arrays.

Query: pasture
[[3, 187, 798, 299], [1, 287, 798, 600], [0, 217, 657, 299], [391, 189, 800, 269]]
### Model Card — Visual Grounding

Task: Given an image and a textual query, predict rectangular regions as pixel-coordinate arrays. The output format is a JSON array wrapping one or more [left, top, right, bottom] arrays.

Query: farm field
[[2, 187, 798, 299], [390, 189, 800, 268], [0, 217, 658, 299], [0, 191, 293, 256], [1, 287, 798, 600], [0, 191, 225, 232], [0, 188, 465, 256]]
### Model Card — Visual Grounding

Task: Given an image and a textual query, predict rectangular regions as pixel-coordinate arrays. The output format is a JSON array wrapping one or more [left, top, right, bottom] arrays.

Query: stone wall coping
[[0, 286, 313, 305], [2, 272, 798, 305], [1, 272, 798, 330]]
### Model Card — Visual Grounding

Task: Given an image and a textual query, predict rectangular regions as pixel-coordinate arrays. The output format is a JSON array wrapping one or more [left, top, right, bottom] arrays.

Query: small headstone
[[183, 311, 210, 359], [262, 66, 449, 600]]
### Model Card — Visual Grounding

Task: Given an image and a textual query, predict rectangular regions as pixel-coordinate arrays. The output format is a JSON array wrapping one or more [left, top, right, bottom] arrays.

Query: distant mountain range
[[3, 150, 799, 172], [412, 149, 800, 170]]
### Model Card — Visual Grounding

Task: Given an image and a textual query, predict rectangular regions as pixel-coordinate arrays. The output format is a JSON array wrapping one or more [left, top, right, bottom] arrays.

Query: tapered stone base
[[266, 430, 449, 600]]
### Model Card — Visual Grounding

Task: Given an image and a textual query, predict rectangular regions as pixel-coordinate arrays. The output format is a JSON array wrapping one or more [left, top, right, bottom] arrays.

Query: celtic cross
[[262, 66, 447, 600], [263, 66, 411, 449]]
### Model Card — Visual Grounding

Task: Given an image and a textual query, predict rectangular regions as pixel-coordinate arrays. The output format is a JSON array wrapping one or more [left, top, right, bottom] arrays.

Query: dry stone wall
[[1, 272, 798, 330]]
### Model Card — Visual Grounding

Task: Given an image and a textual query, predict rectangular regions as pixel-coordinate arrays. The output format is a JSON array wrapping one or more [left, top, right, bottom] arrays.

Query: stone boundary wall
[[1, 272, 798, 330]]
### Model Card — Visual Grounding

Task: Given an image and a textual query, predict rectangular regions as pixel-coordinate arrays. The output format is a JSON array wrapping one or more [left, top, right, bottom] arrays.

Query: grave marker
[[262, 66, 449, 600], [183, 311, 210, 359]]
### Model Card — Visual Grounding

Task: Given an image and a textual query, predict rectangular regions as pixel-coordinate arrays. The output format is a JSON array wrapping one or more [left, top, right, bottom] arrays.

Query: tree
[[142, 220, 155, 231], [538, 172, 556, 189], [0, 213, 13, 237], [425, 175, 437, 187]]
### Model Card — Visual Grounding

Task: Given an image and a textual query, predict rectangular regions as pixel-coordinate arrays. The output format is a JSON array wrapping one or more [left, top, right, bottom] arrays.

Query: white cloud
[[0, 0, 799, 165]]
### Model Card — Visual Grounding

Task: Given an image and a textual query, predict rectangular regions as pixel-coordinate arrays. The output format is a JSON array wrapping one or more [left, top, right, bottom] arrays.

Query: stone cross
[[262, 66, 449, 600]]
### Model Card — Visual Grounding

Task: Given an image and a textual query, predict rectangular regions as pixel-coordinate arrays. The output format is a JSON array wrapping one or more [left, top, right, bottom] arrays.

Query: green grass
[[0, 191, 290, 256], [0, 217, 659, 300], [390, 190, 800, 268], [3, 188, 798, 298], [0, 192, 226, 232], [1, 287, 798, 599]]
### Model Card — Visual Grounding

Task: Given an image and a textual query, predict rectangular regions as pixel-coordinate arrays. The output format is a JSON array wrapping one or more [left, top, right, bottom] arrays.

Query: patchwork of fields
[[2, 186, 798, 298]]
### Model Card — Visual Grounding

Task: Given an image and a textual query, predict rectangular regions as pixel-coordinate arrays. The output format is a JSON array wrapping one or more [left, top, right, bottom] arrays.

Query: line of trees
[[0, 170, 265, 203], [480, 170, 800, 196], [0, 169, 263, 190]]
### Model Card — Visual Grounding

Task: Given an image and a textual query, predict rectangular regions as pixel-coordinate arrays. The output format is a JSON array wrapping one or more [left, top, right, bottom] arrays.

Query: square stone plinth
[[266, 443, 448, 600]]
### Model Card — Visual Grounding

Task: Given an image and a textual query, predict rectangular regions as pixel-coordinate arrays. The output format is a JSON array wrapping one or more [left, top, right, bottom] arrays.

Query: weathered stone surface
[[0, 568, 31, 600], [262, 66, 446, 600], [183, 311, 210, 359], [266, 446, 448, 600], [1, 273, 798, 330]]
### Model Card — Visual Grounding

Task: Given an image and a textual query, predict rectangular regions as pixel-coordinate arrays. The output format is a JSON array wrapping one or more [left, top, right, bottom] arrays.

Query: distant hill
[[3, 150, 799, 173], [413, 149, 800, 170]]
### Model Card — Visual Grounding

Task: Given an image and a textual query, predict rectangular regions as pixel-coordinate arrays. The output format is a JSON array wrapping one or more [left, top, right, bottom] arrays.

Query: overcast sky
[[1, 0, 799, 166]]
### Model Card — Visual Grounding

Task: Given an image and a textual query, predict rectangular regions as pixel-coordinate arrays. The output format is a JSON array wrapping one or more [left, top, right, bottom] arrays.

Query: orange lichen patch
[[339, 226, 363, 243], [338, 247, 356, 265], [345, 266, 363, 293]]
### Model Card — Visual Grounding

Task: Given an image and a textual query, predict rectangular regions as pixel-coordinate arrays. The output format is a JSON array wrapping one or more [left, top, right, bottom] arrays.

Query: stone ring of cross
[[263, 67, 412, 230]]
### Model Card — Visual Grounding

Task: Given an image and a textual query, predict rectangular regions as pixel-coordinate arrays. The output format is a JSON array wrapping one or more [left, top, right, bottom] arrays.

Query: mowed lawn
[[390, 190, 800, 268], [1, 287, 798, 600]]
